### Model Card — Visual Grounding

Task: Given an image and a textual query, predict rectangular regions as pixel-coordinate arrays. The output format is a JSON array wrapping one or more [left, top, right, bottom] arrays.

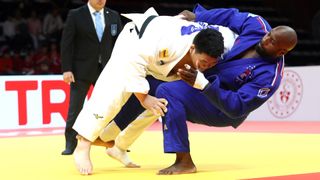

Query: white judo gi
[[73, 7, 237, 142]]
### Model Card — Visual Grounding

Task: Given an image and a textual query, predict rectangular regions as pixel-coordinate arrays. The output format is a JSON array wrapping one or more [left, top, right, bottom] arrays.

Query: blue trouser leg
[[157, 86, 190, 153], [156, 80, 233, 153], [113, 76, 164, 130]]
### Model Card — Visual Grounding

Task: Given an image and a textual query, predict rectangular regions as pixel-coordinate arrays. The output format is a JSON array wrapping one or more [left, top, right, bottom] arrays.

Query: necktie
[[94, 11, 103, 41]]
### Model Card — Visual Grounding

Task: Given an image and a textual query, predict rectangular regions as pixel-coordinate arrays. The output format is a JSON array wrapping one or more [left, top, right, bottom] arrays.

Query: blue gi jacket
[[194, 4, 284, 127]]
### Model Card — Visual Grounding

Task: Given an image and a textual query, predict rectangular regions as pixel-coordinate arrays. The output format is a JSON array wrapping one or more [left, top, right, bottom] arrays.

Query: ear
[[278, 49, 287, 56], [189, 44, 195, 54]]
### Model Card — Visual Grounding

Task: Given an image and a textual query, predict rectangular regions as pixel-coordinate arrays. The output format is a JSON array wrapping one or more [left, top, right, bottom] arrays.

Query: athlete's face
[[190, 45, 218, 72], [89, 0, 107, 11], [258, 29, 288, 58]]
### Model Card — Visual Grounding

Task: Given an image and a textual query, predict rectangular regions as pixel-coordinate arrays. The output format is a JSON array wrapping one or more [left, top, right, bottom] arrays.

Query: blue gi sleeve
[[193, 4, 271, 36], [202, 73, 279, 119]]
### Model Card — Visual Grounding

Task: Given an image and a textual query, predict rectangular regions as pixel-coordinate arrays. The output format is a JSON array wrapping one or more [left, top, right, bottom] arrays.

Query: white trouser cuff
[[100, 121, 121, 142]]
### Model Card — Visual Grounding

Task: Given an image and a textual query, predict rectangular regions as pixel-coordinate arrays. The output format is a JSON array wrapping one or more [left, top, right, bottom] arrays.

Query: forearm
[[134, 92, 168, 117], [202, 75, 263, 119], [134, 92, 147, 104]]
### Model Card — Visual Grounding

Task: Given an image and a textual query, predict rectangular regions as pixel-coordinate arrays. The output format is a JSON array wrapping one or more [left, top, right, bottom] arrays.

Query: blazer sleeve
[[60, 10, 76, 73], [115, 11, 123, 35]]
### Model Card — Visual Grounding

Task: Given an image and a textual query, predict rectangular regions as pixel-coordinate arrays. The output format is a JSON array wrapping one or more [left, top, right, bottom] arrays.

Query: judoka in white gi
[[72, 7, 237, 175], [97, 4, 298, 175]]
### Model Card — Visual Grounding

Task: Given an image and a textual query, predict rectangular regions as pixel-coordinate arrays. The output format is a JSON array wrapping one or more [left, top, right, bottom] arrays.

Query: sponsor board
[[0, 66, 320, 131]]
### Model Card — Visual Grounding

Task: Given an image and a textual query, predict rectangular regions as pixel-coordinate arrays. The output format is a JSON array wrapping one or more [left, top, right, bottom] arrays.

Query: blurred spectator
[[18, 0, 33, 15], [10, 22, 34, 52], [33, 44, 50, 74], [2, 14, 16, 40], [0, 48, 14, 75], [38, 62, 51, 74], [312, 10, 320, 41], [48, 42, 61, 74], [13, 9, 26, 30], [0, 23, 6, 48], [43, 8, 63, 42], [27, 9, 43, 49], [11, 50, 25, 74], [21, 51, 36, 75]]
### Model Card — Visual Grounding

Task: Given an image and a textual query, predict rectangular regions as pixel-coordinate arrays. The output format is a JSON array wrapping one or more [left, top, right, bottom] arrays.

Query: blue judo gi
[[113, 4, 284, 153]]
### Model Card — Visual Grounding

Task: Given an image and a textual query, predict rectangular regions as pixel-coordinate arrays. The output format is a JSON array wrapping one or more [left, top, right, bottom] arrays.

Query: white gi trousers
[[72, 21, 146, 141]]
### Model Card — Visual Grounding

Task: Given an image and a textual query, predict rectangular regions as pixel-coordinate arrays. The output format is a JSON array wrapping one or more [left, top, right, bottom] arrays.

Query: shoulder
[[105, 7, 121, 17], [254, 58, 283, 85], [67, 5, 87, 16], [247, 13, 272, 32]]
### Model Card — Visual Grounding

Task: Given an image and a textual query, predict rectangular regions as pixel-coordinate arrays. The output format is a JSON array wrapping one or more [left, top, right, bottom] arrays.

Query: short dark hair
[[193, 28, 224, 58]]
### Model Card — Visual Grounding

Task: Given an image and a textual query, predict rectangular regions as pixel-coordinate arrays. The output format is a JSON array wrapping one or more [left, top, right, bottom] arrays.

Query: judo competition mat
[[1, 121, 320, 180]]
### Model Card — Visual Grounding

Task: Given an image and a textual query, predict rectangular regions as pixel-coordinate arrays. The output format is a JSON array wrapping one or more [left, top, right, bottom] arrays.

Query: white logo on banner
[[267, 70, 303, 118]]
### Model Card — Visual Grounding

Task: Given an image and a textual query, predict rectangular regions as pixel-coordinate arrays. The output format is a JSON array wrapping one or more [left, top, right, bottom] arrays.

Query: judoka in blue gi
[[95, 4, 298, 175]]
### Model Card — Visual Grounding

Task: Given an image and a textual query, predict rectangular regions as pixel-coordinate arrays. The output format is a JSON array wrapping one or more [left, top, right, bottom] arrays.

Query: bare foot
[[157, 163, 197, 175], [74, 136, 93, 175], [92, 138, 114, 148], [106, 146, 140, 168], [124, 162, 141, 168]]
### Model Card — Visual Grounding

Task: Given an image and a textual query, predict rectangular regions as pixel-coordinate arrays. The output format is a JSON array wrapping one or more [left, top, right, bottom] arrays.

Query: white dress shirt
[[87, 2, 105, 33]]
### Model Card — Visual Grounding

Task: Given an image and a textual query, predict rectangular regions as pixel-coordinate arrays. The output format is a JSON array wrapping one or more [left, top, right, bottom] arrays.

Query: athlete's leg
[[99, 76, 163, 141], [156, 80, 228, 175], [73, 22, 141, 175], [98, 76, 164, 167]]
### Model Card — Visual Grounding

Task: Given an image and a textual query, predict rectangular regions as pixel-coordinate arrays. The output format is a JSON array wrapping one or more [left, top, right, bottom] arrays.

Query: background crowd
[[0, 0, 319, 75]]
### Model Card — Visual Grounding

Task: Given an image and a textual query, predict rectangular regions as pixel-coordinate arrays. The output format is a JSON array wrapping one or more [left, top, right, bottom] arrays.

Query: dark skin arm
[[179, 10, 196, 21]]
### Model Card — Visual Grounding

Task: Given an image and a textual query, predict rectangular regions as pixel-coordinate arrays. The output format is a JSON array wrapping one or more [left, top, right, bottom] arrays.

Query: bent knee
[[155, 81, 192, 98]]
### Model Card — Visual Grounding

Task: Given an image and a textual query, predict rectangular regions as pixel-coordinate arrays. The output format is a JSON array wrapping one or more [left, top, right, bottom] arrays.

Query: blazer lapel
[[82, 5, 99, 41], [102, 8, 111, 41]]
